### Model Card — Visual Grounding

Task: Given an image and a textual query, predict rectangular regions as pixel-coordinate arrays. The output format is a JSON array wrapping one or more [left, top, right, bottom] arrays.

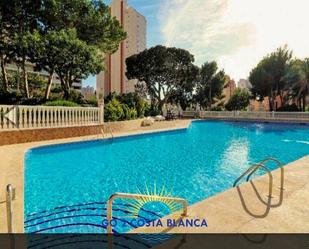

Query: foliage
[[118, 93, 148, 118], [144, 103, 161, 117], [39, 29, 103, 99], [84, 95, 98, 107], [0, 89, 23, 104], [225, 88, 251, 111], [121, 104, 138, 120], [126, 45, 199, 111], [0, 0, 126, 101], [283, 58, 309, 111], [195, 61, 226, 109], [277, 104, 300, 112], [44, 100, 80, 107], [104, 98, 124, 122], [41, 0, 126, 54], [105, 92, 148, 119], [249, 46, 293, 111]]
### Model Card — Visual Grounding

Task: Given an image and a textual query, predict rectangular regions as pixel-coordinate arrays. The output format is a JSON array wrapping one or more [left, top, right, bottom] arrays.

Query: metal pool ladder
[[233, 157, 284, 198], [100, 126, 114, 140], [106, 192, 188, 234]]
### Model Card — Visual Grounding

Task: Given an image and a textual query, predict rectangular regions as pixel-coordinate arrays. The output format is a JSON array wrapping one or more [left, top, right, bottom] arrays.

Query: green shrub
[[121, 104, 137, 120], [105, 92, 147, 117], [104, 98, 124, 122], [225, 88, 251, 111], [277, 104, 300, 112], [84, 95, 98, 107], [0, 89, 23, 104], [20, 97, 45, 105], [44, 100, 80, 107], [145, 103, 160, 116]]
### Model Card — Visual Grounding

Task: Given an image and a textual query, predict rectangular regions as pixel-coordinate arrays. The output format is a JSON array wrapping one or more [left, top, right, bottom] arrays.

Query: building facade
[[81, 86, 95, 99], [5, 63, 82, 90], [223, 78, 236, 104], [96, 0, 147, 98], [237, 79, 252, 90]]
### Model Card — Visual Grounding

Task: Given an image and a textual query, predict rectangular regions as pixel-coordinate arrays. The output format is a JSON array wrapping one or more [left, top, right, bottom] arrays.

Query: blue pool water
[[25, 121, 309, 235]]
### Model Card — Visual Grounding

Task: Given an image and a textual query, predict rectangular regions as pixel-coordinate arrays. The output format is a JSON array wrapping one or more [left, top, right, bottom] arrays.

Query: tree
[[284, 58, 309, 111], [195, 61, 226, 109], [26, 30, 58, 100], [225, 88, 251, 111], [41, 0, 126, 54], [48, 29, 103, 99], [249, 46, 293, 111], [8, 0, 41, 98], [36, 0, 126, 99], [0, 6, 10, 91], [168, 64, 199, 110], [126, 45, 198, 112], [0, 0, 126, 100]]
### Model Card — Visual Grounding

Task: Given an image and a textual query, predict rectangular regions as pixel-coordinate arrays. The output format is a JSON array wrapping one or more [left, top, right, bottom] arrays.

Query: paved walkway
[[132, 156, 309, 234]]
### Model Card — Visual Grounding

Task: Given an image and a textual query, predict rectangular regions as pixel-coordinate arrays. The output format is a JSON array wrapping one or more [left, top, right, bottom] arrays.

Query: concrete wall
[[0, 119, 148, 146]]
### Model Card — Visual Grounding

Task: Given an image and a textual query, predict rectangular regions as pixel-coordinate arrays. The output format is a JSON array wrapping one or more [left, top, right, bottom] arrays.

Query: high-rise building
[[96, 0, 147, 98], [238, 79, 252, 90]]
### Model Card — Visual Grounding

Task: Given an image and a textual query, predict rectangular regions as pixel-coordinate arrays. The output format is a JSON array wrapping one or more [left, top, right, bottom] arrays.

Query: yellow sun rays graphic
[[120, 183, 181, 219]]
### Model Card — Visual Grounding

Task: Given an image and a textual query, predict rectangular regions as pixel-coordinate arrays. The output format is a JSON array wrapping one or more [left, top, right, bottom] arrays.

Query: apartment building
[[5, 63, 82, 90], [96, 0, 147, 98]]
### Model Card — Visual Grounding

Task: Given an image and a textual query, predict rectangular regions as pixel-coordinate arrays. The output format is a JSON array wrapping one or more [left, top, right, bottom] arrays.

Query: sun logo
[[124, 183, 182, 220]]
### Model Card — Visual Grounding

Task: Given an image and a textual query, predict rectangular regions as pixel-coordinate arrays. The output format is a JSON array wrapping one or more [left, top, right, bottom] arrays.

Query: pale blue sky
[[83, 0, 309, 88]]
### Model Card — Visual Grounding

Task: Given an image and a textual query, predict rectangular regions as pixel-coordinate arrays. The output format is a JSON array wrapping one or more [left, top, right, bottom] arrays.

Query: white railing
[[0, 105, 103, 130], [182, 111, 309, 122]]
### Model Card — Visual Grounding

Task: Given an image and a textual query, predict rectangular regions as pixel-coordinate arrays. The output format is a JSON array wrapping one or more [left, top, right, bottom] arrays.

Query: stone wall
[[0, 119, 145, 146]]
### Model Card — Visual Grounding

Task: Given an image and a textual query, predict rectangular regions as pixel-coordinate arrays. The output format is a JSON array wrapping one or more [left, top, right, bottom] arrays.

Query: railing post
[[6, 184, 15, 233], [99, 102, 104, 125]]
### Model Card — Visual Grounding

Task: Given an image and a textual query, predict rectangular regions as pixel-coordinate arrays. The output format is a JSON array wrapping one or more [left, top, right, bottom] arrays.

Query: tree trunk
[[208, 85, 212, 110], [302, 95, 306, 112], [60, 78, 70, 100], [0, 57, 8, 91], [16, 66, 21, 93], [45, 72, 54, 100], [22, 58, 29, 98], [158, 99, 165, 114]]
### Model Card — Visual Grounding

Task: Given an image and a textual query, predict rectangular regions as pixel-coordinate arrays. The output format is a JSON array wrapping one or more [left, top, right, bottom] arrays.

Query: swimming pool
[[25, 120, 309, 234]]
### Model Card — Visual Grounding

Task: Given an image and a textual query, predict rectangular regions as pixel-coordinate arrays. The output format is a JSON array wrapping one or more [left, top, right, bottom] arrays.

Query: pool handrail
[[246, 157, 284, 187], [106, 192, 188, 234], [6, 184, 15, 233], [233, 160, 275, 199]]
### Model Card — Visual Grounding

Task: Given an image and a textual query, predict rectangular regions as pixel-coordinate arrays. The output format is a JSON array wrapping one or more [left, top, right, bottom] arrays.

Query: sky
[[83, 0, 309, 87]]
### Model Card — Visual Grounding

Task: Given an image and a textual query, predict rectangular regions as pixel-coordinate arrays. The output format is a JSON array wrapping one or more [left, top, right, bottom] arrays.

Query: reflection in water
[[220, 137, 250, 172]]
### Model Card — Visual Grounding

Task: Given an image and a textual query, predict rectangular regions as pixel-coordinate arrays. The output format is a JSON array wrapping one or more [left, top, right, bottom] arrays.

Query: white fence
[[182, 111, 309, 122], [0, 105, 103, 130]]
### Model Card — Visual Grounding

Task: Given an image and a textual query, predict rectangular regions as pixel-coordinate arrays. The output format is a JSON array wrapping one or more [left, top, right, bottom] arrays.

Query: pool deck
[[0, 119, 191, 233], [0, 119, 309, 234], [132, 155, 309, 234]]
